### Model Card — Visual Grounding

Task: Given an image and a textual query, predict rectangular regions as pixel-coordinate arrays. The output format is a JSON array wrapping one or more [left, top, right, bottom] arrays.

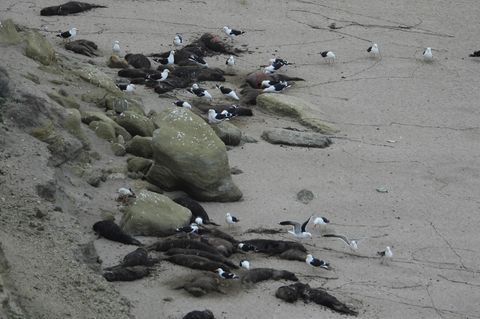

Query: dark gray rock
[[261, 128, 332, 148], [36, 180, 56, 202], [297, 189, 314, 204]]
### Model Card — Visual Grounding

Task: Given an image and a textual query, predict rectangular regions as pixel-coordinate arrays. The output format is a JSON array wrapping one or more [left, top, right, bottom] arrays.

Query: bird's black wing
[[300, 216, 311, 232]]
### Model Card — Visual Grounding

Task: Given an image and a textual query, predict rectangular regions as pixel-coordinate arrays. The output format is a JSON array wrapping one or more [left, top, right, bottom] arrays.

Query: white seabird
[[306, 254, 330, 269], [225, 212, 240, 226], [279, 216, 312, 239], [208, 109, 232, 124], [216, 268, 238, 279], [320, 50, 336, 63], [117, 187, 136, 203], [173, 34, 183, 46], [239, 260, 250, 270], [176, 223, 199, 234], [263, 82, 291, 93], [377, 246, 393, 264], [117, 83, 136, 93], [263, 61, 284, 74], [223, 26, 245, 41], [154, 50, 176, 65], [188, 54, 208, 67], [313, 216, 330, 227], [322, 234, 359, 250], [188, 84, 213, 101], [112, 40, 121, 55], [216, 85, 240, 100], [226, 55, 235, 66], [173, 100, 192, 109], [57, 27, 77, 41], [423, 47, 433, 61], [367, 43, 380, 57]]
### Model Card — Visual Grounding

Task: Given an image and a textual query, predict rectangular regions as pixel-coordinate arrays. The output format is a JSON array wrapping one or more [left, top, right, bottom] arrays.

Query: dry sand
[[1, 0, 480, 318]]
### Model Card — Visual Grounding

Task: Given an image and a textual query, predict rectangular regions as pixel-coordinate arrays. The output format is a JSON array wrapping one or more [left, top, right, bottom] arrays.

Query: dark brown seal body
[[147, 239, 221, 255], [104, 248, 158, 271], [183, 310, 215, 319], [65, 39, 99, 57], [93, 220, 142, 246], [242, 239, 306, 255], [40, 1, 106, 16], [173, 196, 219, 226], [241, 268, 298, 284], [125, 54, 151, 69], [166, 254, 231, 272], [165, 248, 238, 269], [103, 266, 150, 282], [176, 272, 223, 297]]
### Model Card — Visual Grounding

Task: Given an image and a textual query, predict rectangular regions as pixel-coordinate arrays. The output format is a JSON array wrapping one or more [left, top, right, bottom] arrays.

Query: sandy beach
[[1, 0, 480, 318]]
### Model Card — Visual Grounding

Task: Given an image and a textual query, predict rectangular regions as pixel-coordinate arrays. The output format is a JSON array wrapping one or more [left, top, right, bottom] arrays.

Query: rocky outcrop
[[148, 107, 242, 202], [73, 65, 120, 93], [25, 30, 56, 66], [127, 156, 154, 174], [114, 111, 155, 137], [261, 128, 332, 148], [0, 19, 23, 45], [80, 110, 132, 141], [125, 136, 153, 158], [256, 94, 337, 134], [120, 190, 192, 236], [210, 121, 242, 146]]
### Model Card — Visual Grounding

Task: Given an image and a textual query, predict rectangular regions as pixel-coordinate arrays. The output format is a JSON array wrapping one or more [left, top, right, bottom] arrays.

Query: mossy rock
[[125, 136, 153, 158], [256, 94, 337, 134], [127, 156, 154, 174], [47, 90, 80, 109], [30, 121, 55, 141], [89, 120, 115, 141], [73, 65, 120, 93], [80, 110, 132, 141], [63, 108, 89, 147], [25, 30, 56, 66], [211, 121, 242, 146], [111, 143, 126, 156], [22, 72, 40, 84], [103, 95, 145, 115], [114, 111, 155, 137], [0, 19, 23, 44]]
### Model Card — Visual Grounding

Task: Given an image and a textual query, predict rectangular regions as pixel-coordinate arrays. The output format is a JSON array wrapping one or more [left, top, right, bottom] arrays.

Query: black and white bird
[[154, 50, 175, 65], [173, 100, 192, 109], [269, 58, 291, 65], [148, 69, 169, 82], [112, 40, 121, 55], [216, 268, 238, 279], [117, 187, 136, 202], [377, 246, 393, 263], [264, 61, 285, 74], [313, 216, 330, 227], [208, 109, 232, 124], [323, 234, 359, 250], [117, 83, 135, 93], [226, 55, 235, 66], [263, 82, 291, 93], [261, 80, 286, 88], [216, 85, 240, 101], [223, 26, 245, 41], [279, 216, 312, 239], [469, 50, 480, 57], [176, 223, 199, 234], [238, 242, 257, 252], [306, 254, 330, 269], [423, 47, 433, 61], [320, 50, 336, 63], [57, 27, 77, 41], [225, 212, 240, 226], [173, 34, 183, 46], [239, 260, 250, 270], [188, 83, 213, 101], [367, 43, 380, 57], [188, 54, 208, 67]]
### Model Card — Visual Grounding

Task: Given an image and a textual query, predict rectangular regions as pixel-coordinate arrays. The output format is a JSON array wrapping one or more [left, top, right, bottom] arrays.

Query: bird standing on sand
[[264, 61, 285, 74], [57, 27, 77, 42], [223, 26, 245, 41], [117, 187, 136, 203], [112, 40, 121, 55], [173, 34, 183, 46], [320, 50, 336, 63], [279, 216, 312, 239], [216, 268, 238, 279], [226, 55, 235, 66], [225, 212, 240, 226], [306, 254, 330, 269], [216, 85, 240, 100], [239, 260, 250, 270], [377, 246, 393, 264], [423, 47, 433, 61], [367, 43, 380, 57], [188, 83, 213, 101]]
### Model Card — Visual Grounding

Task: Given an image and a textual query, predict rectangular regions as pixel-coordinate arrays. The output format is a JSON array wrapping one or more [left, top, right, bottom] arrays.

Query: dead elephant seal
[[125, 53, 151, 69], [93, 220, 142, 246], [182, 310, 215, 319], [242, 239, 306, 255], [104, 248, 158, 270], [65, 39, 99, 57], [165, 248, 238, 269], [165, 254, 231, 272], [276, 282, 358, 316], [103, 265, 150, 282], [147, 239, 221, 256], [40, 1, 106, 16], [175, 272, 223, 297], [241, 268, 298, 284]]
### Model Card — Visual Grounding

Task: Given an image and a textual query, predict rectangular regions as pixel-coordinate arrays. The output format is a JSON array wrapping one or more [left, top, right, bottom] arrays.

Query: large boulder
[[114, 111, 155, 137], [73, 65, 120, 93], [261, 128, 332, 148], [256, 94, 337, 134], [148, 107, 242, 202], [120, 190, 191, 236], [80, 110, 132, 141], [0, 19, 22, 45], [125, 136, 153, 158], [89, 121, 115, 141], [211, 121, 242, 146], [25, 30, 56, 65]]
